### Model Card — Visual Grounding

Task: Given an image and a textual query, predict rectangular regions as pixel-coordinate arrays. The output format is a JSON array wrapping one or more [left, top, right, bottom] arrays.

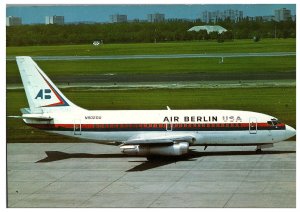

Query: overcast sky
[[6, 4, 296, 24]]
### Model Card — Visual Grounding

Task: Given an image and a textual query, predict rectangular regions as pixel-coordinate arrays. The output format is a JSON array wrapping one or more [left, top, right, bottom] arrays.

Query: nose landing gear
[[256, 144, 274, 153]]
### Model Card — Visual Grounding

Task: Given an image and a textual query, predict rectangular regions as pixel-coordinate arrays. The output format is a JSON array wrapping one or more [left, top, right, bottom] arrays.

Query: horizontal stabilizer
[[20, 108, 31, 114], [8, 114, 53, 121]]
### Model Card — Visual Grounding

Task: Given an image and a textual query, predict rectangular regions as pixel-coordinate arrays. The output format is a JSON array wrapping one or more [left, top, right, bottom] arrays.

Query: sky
[[6, 4, 296, 24]]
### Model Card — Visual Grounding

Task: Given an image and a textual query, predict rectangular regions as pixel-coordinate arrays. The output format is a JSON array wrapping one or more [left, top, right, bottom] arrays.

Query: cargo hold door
[[74, 119, 81, 135]]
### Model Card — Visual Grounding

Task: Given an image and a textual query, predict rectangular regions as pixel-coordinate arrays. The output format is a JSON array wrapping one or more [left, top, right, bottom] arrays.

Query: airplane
[[11, 56, 296, 160]]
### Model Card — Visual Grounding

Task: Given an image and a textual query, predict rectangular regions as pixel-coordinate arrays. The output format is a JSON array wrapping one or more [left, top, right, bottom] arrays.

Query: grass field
[[6, 39, 296, 56], [6, 56, 296, 83], [6, 39, 296, 83], [6, 39, 296, 84], [7, 87, 296, 143]]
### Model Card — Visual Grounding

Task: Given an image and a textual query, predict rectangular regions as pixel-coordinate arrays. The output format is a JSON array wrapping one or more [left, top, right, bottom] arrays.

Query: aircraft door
[[249, 117, 257, 134], [165, 107, 172, 131], [166, 122, 172, 131], [74, 119, 81, 135]]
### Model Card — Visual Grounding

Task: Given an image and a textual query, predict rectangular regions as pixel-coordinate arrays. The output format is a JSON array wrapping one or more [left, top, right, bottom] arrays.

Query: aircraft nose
[[285, 125, 296, 139]]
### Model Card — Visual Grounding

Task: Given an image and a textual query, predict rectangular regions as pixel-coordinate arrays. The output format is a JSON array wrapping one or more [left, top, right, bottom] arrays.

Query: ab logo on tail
[[35, 89, 52, 99]]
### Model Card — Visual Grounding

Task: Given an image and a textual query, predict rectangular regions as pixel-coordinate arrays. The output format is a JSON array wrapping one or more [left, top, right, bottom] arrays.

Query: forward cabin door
[[166, 121, 172, 131], [165, 106, 172, 132], [74, 119, 81, 135], [249, 117, 257, 134]]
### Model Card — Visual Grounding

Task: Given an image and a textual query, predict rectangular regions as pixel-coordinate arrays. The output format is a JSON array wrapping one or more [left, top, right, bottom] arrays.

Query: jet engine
[[120, 142, 189, 156]]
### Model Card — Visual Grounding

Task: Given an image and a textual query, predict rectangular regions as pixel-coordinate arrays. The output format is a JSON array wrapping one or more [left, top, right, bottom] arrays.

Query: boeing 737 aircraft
[[12, 56, 296, 159]]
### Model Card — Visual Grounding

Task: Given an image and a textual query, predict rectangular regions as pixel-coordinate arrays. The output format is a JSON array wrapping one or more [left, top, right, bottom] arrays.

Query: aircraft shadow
[[36, 149, 295, 172]]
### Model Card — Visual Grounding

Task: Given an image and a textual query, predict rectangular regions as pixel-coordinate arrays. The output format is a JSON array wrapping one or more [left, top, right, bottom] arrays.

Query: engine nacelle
[[120, 142, 189, 156]]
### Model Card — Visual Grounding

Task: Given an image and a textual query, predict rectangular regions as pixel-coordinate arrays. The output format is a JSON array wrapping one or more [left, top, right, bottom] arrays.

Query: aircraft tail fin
[[16, 56, 83, 113]]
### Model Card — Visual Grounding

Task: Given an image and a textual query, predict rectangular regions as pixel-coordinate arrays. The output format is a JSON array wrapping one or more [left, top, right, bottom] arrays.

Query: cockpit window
[[268, 119, 281, 126]]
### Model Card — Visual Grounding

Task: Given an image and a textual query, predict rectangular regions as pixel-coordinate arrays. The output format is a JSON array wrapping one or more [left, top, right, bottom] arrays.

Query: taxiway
[[6, 52, 296, 61], [7, 141, 296, 208]]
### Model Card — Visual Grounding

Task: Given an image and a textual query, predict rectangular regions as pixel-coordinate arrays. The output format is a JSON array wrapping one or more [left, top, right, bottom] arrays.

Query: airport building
[[147, 13, 165, 22], [45, 15, 64, 25], [110, 14, 127, 23], [6, 16, 22, 26], [274, 8, 292, 21], [202, 9, 243, 23], [188, 25, 227, 34]]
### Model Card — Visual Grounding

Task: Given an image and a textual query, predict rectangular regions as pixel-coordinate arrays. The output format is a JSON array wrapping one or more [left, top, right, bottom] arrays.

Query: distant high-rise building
[[6, 16, 22, 26], [223, 9, 242, 21], [262, 15, 275, 22], [202, 11, 210, 23], [202, 9, 243, 23], [45, 16, 64, 25], [210, 10, 223, 22], [274, 8, 291, 21], [147, 13, 165, 22], [110, 14, 127, 23]]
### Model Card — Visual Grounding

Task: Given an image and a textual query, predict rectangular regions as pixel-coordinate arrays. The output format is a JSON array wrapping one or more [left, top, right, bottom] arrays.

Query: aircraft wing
[[123, 135, 195, 145]]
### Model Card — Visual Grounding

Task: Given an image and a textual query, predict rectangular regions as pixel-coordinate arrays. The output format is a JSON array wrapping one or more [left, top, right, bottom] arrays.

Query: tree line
[[6, 18, 296, 46]]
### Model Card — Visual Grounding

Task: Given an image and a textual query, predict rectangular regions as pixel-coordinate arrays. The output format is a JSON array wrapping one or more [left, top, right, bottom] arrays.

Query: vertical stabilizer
[[16, 56, 83, 113]]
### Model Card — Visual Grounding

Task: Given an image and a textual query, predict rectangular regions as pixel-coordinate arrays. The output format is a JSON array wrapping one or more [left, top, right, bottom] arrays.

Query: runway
[[6, 52, 296, 61], [7, 141, 295, 208], [6, 80, 296, 90]]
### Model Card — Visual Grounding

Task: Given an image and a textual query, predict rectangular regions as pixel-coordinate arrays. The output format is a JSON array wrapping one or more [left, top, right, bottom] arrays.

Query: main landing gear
[[255, 146, 262, 153]]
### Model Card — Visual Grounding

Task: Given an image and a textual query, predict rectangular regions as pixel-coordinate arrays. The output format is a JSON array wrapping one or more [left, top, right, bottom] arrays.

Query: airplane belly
[[49, 130, 174, 143], [48, 129, 282, 145], [195, 130, 274, 145], [51, 131, 136, 142]]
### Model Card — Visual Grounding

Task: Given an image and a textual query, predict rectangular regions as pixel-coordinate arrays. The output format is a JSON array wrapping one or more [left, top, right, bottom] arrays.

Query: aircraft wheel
[[255, 148, 262, 153], [146, 156, 159, 161], [146, 155, 173, 161]]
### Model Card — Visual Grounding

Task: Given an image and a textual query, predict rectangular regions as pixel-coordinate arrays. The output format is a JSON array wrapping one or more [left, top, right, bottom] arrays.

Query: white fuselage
[[25, 109, 292, 146]]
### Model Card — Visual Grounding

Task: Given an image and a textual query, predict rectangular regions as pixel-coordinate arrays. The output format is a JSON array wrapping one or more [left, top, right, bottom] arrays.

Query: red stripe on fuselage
[[26, 122, 286, 131]]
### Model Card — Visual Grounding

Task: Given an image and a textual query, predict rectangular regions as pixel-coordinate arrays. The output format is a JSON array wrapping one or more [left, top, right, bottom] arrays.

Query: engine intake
[[120, 142, 189, 156]]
